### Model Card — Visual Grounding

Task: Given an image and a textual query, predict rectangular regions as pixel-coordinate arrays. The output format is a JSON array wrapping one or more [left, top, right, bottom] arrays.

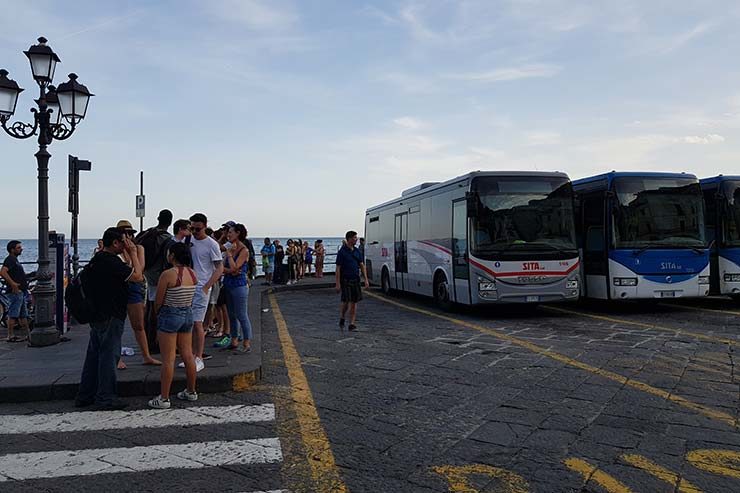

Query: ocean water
[[0, 237, 344, 273]]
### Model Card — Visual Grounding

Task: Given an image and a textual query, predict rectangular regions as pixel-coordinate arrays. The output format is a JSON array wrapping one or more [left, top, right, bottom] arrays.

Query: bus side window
[[703, 188, 716, 245], [582, 194, 605, 253]]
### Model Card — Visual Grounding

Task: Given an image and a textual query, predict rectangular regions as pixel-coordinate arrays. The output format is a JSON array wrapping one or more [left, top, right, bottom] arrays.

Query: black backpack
[[136, 227, 171, 272], [64, 259, 97, 324]]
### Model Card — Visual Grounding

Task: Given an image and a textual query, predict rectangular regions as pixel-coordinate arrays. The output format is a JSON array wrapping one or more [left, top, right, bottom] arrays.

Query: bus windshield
[[612, 177, 705, 249], [470, 176, 577, 257], [722, 180, 740, 247]]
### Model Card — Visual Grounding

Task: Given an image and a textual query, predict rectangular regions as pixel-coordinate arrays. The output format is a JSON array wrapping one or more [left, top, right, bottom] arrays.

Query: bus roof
[[572, 171, 699, 188], [366, 170, 570, 213], [700, 175, 740, 185]]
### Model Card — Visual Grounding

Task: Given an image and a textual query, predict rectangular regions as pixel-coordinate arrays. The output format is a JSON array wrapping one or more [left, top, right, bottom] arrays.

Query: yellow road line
[[686, 449, 740, 479], [432, 464, 529, 493], [269, 293, 348, 493], [366, 292, 737, 428], [564, 458, 634, 492], [660, 302, 740, 317], [621, 454, 702, 492], [543, 305, 737, 346]]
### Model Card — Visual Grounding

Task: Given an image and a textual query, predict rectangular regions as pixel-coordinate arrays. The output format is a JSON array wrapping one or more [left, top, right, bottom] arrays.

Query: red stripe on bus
[[469, 258, 580, 278], [418, 240, 452, 255]]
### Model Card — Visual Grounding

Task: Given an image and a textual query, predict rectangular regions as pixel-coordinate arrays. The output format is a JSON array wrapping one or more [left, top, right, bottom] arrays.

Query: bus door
[[394, 213, 408, 290], [581, 193, 609, 299], [452, 200, 471, 304]]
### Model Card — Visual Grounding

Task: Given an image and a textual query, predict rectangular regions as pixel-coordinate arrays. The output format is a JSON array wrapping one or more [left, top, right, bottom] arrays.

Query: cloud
[[445, 64, 562, 82], [206, 0, 298, 31], [655, 21, 715, 55], [393, 116, 426, 130], [526, 131, 561, 146], [682, 134, 725, 144]]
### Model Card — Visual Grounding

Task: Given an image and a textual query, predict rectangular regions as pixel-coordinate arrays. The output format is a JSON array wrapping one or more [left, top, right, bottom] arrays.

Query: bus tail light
[[698, 276, 710, 285], [614, 277, 638, 286], [724, 274, 740, 282]]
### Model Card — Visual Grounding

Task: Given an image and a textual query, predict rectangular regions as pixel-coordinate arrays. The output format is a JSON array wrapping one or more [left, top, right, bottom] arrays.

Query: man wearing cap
[[116, 220, 160, 368]]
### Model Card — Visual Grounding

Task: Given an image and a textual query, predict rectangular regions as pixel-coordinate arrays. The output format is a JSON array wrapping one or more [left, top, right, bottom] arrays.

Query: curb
[[0, 280, 334, 404]]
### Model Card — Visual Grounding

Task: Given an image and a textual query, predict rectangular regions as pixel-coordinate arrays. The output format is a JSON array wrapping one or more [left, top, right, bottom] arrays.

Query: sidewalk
[[0, 276, 333, 403]]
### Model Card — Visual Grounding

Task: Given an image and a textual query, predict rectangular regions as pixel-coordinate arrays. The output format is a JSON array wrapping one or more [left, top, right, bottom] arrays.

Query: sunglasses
[[192, 226, 204, 233]]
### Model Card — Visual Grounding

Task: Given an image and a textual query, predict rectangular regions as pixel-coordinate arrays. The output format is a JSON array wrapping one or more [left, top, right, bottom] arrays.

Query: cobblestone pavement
[[1, 288, 739, 492], [265, 288, 740, 493]]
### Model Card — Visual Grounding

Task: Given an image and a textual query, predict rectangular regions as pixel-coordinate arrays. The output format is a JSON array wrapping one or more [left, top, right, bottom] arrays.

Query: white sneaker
[[177, 361, 185, 368], [148, 395, 171, 409], [195, 357, 205, 372], [177, 389, 198, 401]]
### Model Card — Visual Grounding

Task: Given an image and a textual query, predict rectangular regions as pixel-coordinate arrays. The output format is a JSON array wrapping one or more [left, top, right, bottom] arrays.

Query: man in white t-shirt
[[185, 213, 223, 372]]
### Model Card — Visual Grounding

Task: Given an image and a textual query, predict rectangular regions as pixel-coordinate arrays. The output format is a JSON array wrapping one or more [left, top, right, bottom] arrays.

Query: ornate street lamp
[[0, 37, 93, 347]]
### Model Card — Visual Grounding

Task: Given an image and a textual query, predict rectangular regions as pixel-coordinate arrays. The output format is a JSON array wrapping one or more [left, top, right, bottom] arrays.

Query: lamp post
[[0, 37, 93, 347]]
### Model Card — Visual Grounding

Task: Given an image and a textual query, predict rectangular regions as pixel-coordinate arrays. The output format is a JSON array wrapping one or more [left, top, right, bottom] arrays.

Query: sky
[[1, 0, 739, 238]]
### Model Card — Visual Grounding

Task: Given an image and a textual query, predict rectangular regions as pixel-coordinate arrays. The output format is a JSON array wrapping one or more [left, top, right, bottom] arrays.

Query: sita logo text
[[522, 262, 543, 271]]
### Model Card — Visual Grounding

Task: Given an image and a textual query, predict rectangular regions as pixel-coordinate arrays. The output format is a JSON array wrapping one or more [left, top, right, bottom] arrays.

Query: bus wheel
[[381, 268, 392, 296], [434, 273, 452, 311]]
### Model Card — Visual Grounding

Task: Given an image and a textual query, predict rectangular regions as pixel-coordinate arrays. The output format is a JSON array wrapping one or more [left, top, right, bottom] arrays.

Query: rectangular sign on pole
[[136, 194, 145, 218]]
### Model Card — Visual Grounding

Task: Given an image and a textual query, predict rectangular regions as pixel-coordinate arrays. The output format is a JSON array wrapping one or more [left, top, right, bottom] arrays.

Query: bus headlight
[[724, 274, 740, 282], [478, 281, 496, 291], [698, 276, 710, 285], [614, 277, 638, 286], [565, 280, 578, 289]]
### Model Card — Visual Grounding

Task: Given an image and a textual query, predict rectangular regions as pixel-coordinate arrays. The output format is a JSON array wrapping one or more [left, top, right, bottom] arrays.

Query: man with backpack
[[135, 209, 173, 352], [75, 227, 144, 410]]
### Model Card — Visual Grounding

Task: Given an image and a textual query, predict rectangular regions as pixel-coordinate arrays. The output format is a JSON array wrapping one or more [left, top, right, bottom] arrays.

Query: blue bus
[[700, 175, 740, 302], [572, 172, 710, 300]]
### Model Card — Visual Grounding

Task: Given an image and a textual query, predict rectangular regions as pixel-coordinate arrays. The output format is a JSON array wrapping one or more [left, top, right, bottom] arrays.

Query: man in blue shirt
[[261, 237, 276, 285], [335, 230, 369, 331]]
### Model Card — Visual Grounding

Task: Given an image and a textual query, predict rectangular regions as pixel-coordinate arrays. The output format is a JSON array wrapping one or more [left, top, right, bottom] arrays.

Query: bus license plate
[[526, 296, 539, 302], [660, 291, 676, 298]]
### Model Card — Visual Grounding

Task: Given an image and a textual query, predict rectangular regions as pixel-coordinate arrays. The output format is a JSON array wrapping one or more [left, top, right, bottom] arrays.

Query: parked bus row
[[364, 171, 740, 308]]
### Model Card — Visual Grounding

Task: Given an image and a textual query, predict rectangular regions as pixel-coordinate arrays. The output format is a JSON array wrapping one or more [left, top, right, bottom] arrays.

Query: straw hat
[[116, 219, 137, 233]]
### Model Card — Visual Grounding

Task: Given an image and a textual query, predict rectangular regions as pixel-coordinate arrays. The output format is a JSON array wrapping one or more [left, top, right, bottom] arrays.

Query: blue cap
[[222, 220, 236, 228]]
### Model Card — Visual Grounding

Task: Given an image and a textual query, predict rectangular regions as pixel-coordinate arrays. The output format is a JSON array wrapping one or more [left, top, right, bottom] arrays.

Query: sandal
[[7, 336, 26, 343]]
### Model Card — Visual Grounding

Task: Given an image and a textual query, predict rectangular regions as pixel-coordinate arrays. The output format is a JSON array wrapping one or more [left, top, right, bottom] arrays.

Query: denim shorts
[[127, 282, 145, 305], [6, 291, 28, 319], [157, 306, 193, 334], [191, 285, 210, 323]]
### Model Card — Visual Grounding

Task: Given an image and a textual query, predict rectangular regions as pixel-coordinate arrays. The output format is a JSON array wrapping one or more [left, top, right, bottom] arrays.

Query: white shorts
[[209, 282, 221, 305], [191, 285, 211, 323], [147, 283, 157, 302]]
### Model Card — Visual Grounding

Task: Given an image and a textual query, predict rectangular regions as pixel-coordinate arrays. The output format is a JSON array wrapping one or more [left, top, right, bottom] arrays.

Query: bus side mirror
[[466, 192, 479, 217]]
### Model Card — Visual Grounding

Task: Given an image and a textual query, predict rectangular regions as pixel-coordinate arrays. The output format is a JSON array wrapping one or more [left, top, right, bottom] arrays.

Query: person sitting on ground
[[76, 227, 144, 411], [1, 241, 30, 342], [148, 243, 199, 409], [116, 220, 161, 369]]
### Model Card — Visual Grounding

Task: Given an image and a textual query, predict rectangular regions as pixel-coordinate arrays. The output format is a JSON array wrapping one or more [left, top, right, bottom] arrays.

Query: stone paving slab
[[0, 277, 333, 403]]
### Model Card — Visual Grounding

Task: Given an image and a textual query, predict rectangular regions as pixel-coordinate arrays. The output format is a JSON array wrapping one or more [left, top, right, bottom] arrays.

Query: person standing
[[304, 241, 314, 277], [135, 209, 173, 354], [148, 243, 199, 409], [261, 237, 275, 285], [1, 241, 30, 342], [184, 213, 223, 372], [314, 239, 325, 278], [172, 219, 192, 245], [75, 227, 143, 410], [335, 230, 369, 332], [116, 220, 160, 369], [286, 239, 298, 285], [222, 224, 253, 352], [273, 240, 285, 284]]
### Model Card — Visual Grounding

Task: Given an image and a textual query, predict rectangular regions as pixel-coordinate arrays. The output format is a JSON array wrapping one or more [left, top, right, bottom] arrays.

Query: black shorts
[[340, 278, 362, 303]]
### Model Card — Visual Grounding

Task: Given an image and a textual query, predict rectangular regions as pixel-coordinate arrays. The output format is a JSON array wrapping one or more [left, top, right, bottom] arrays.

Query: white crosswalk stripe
[[0, 404, 275, 434], [0, 402, 286, 490], [0, 438, 282, 481]]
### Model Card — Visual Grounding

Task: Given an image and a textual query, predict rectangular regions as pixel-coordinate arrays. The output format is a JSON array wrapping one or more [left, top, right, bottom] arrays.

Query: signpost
[[68, 155, 92, 279], [136, 170, 145, 231]]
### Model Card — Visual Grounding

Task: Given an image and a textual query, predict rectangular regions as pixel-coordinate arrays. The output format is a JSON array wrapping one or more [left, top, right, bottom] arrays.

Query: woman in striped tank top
[[149, 243, 199, 409]]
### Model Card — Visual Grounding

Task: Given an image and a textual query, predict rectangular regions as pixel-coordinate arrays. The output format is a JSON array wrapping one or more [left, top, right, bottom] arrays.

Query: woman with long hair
[[286, 239, 298, 285], [314, 239, 325, 278], [116, 220, 161, 369], [222, 224, 253, 353], [148, 243, 198, 408]]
